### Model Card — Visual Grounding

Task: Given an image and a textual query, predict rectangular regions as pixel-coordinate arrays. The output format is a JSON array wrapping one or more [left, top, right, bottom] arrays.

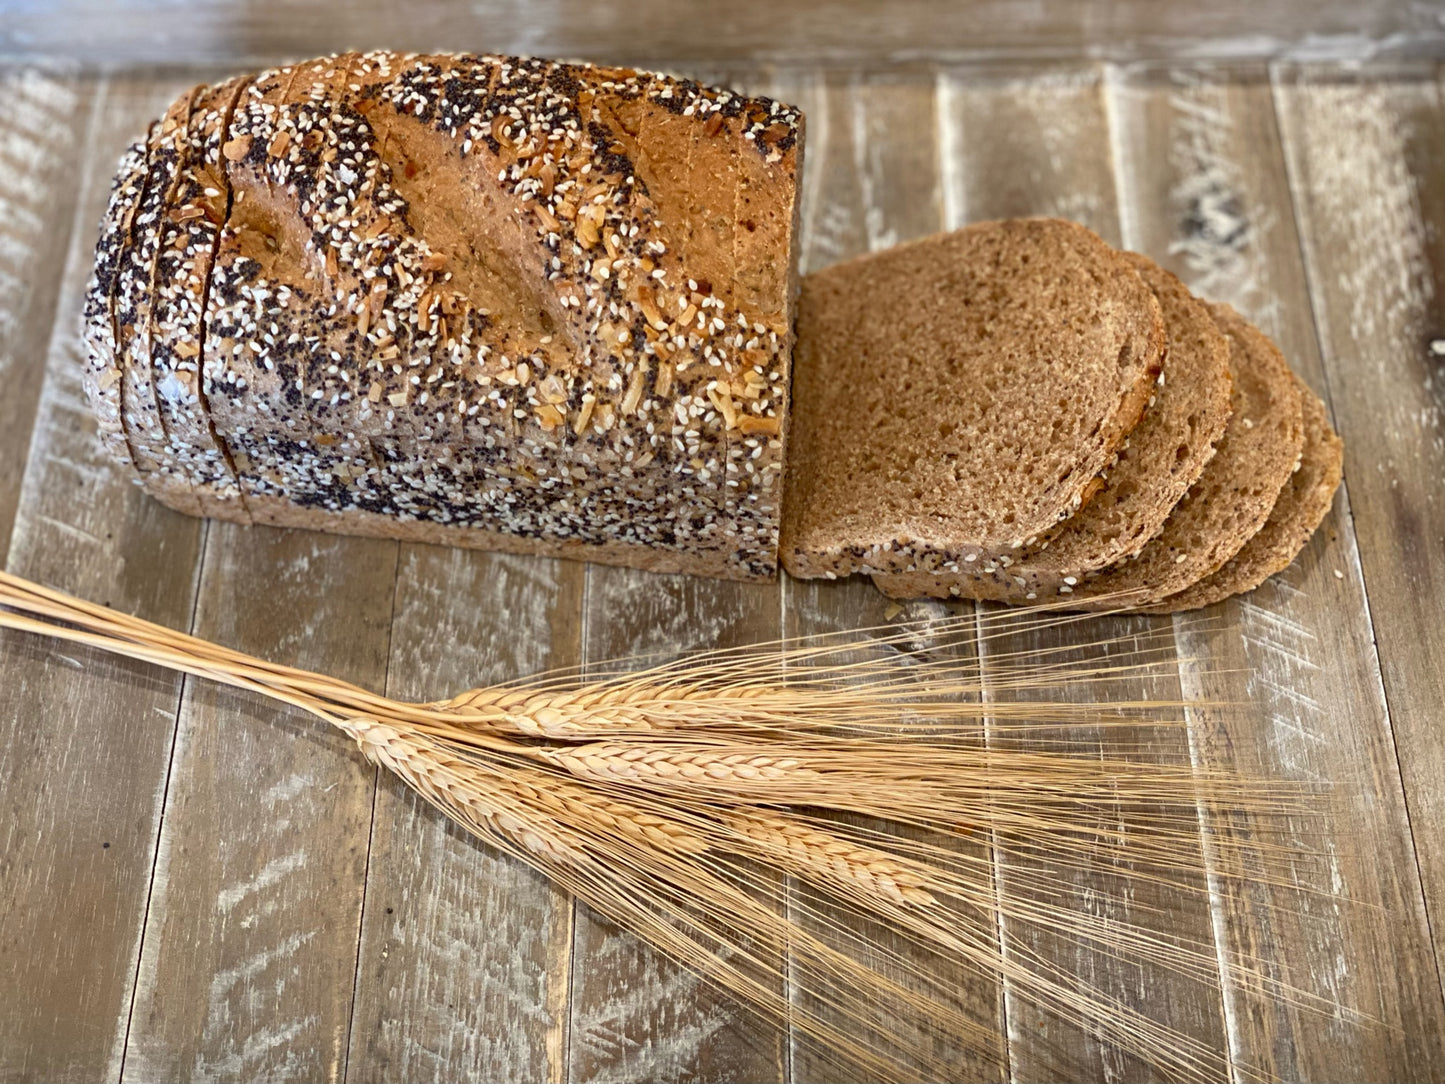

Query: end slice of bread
[[1141, 383, 1341, 612], [871, 254, 1233, 601], [781, 218, 1166, 580]]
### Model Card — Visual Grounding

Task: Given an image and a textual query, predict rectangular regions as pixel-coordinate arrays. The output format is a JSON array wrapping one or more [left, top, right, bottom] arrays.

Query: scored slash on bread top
[[83, 51, 804, 580], [871, 253, 1235, 602], [1142, 384, 1342, 613], [780, 218, 1167, 580]]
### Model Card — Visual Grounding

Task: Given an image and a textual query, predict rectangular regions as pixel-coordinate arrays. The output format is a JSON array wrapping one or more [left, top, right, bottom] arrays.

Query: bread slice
[[192, 52, 802, 580], [1041, 302, 1303, 609], [874, 301, 1304, 607], [871, 254, 1232, 601], [1142, 383, 1341, 612], [149, 75, 254, 522], [81, 133, 152, 473], [117, 86, 203, 508], [780, 218, 1167, 582]]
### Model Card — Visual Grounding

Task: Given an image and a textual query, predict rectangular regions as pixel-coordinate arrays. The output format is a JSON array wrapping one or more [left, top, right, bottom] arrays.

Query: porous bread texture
[[1055, 304, 1304, 610], [1142, 383, 1341, 613], [878, 302, 1304, 607], [83, 51, 804, 582], [871, 253, 1233, 601], [780, 218, 1167, 581]]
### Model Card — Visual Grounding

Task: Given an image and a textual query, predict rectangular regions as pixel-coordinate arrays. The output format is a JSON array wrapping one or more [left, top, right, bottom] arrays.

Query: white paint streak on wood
[[1270, 64, 1445, 1056], [0, 64, 87, 554], [345, 544, 579, 1083], [0, 72, 207, 1084], [1108, 59, 1445, 1078]]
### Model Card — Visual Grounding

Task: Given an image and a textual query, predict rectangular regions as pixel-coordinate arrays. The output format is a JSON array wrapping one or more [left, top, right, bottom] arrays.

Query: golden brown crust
[[87, 52, 803, 579]]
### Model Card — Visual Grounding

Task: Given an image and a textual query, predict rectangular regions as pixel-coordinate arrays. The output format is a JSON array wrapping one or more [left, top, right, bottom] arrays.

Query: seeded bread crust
[[117, 87, 203, 509], [1142, 384, 1341, 613], [82, 135, 151, 473], [780, 218, 1167, 581], [148, 75, 254, 522], [872, 254, 1233, 601], [86, 52, 803, 582]]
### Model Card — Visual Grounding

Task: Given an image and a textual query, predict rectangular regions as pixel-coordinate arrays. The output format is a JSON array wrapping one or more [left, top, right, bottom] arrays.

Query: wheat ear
[[0, 567, 1348, 1080]]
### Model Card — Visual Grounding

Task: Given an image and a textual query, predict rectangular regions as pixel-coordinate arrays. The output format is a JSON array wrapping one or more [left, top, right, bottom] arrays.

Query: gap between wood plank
[[1270, 57, 1445, 1033]]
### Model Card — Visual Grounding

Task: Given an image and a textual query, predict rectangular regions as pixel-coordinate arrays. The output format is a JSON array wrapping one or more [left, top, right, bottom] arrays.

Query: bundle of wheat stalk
[[0, 568, 1340, 1081]]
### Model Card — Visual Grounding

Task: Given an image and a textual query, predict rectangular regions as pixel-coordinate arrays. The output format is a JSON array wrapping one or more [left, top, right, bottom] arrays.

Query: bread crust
[[117, 86, 204, 511], [81, 134, 151, 473], [1141, 382, 1341, 612], [85, 53, 803, 581]]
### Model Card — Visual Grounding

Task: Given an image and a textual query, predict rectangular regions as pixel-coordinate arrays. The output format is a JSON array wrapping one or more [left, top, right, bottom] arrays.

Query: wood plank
[[344, 546, 584, 1083], [1108, 59, 1445, 1079], [3, 2, 1444, 69], [1262, 59, 1445, 1075], [770, 68, 1008, 1084], [0, 65, 92, 557], [119, 526, 397, 1082], [557, 60, 789, 1084], [942, 64, 1229, 1081], [0, 72, 206, 1084], [564, 564, 786, 1082]]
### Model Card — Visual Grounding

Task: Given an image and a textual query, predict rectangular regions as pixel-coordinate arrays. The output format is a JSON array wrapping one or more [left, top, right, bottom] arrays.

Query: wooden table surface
[[1, 56, 1444, 1083]]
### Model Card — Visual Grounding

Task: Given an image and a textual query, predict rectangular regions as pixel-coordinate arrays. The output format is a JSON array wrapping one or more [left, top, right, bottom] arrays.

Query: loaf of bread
[[83, 52, 804, 581], [86, 72, 1337, 610]]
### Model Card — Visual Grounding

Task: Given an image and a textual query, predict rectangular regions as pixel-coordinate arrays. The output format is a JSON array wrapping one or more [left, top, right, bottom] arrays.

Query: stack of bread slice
[[780, 218, 1342, 612]]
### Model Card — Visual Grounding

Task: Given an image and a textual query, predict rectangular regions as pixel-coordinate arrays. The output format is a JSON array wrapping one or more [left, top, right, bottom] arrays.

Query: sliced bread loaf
[[90, 52, 805, 581], [871, 253, 1232, 601], [781, 218, 1167, 581], [1142, 384, 1341, 612], [873, 301, 1304, 607], [81, 133, 152, 474]]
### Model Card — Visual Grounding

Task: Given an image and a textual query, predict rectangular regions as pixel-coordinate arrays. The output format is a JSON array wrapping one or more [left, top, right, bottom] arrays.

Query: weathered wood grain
[[770, 68, 1008, 1084], [3, 1, 1443, 69], [1267, 60, 1445, 1072], [1109, 60, 1445, 1080], [5, 54, 1445, 1084], [120, 525, 398, 1082], [941, 64, 1229, 1081], [564, 560, 786, 1082], [0, 73, 204, 1084], [344, 546, 583, 1083], [0, 66, 90, 556]]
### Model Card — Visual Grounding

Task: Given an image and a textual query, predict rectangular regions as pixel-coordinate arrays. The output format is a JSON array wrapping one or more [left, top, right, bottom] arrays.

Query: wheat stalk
[[0, 567, 1347, 1081]]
